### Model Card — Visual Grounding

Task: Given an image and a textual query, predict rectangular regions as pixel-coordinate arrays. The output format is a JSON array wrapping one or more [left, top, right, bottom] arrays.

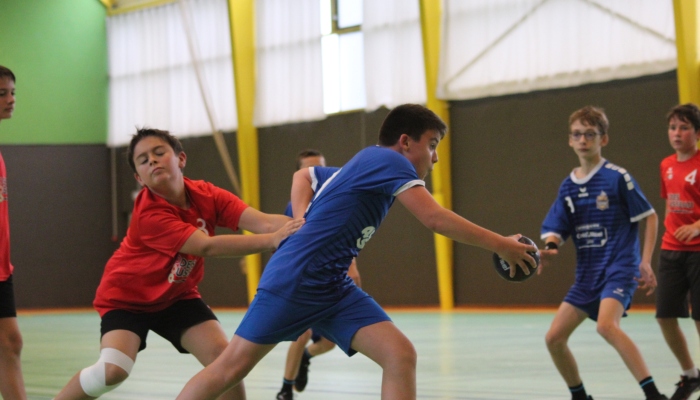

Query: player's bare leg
[[545, 302, 588, 386], [176, 335, 276, 400], [596, 298, 651, 380], [283, 329, 312, 381], [0, 317, 26, 400], [54, 330, 139, 400], [182, 320, 246, 400], [308, 336, 336, 356], [351, 321, 416, 400], [657, 317, 695, 370]]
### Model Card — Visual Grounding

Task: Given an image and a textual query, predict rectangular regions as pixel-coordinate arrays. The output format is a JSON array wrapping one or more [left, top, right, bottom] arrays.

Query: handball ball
[[492, 236, 540, 283]]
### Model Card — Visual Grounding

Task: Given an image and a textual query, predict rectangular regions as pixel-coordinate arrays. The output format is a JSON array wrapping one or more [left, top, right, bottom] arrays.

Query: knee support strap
[[79, 348, 135, 397]]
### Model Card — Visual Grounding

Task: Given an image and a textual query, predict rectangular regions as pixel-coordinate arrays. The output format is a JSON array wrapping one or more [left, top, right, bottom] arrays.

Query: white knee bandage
[[79, 348, 135, 397]]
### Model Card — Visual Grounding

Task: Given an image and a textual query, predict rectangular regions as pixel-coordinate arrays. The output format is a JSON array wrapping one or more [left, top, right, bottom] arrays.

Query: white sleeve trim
[[630, 208, 655, 223], [393, 180, 425, 196], [540, 232, 565, 245], [309, 167, 319, 192]]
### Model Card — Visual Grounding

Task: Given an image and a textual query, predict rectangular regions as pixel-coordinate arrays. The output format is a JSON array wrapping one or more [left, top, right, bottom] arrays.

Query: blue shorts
[[235, 286, 390, 356], [564, 272, 637, 321]]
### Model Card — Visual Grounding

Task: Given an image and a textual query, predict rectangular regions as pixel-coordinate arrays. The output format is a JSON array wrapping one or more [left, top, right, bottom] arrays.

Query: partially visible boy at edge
[[176, 103, 537, 400], [656, 103, 700, 400], [0, 65, 27, 400]]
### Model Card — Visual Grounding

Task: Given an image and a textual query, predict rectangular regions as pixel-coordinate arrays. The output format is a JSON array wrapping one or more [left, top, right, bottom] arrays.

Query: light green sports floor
[[17, 309, 693, 399]]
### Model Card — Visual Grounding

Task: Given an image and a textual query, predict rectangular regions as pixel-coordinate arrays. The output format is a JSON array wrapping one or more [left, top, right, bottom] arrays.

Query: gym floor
[[19, 308, 689, 399]]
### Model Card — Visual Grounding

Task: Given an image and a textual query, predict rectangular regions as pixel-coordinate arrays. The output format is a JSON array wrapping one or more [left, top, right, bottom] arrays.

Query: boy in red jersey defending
[[54, 128, 303, 400], [656, 103, 700, 400]]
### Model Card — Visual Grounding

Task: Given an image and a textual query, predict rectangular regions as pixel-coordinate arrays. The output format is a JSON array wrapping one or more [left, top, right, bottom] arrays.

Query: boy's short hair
[[569, 106, 609, 135], [666, 103, 700, 131], [0, 66, 15, 83], [127, 128, 184, 173], [378, 104, 447, 146], [296, 149, 323, 170]]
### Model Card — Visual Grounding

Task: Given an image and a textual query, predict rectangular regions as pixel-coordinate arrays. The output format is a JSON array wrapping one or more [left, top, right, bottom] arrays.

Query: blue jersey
[[541, 159, 655, 288], [259, 146, 424, 302]]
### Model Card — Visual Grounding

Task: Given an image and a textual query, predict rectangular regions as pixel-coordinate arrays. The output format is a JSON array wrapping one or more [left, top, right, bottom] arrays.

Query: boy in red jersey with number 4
[[657, 103, 700, 400]]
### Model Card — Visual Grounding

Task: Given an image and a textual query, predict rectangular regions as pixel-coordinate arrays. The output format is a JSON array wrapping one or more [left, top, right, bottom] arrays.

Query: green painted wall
[[0, 0, 108, 144]]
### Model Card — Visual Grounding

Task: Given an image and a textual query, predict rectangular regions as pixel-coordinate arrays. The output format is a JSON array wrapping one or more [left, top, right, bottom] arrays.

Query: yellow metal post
[[420, 0, 454, 310], [228, 0, 261, 304], [673, 0, 700, 105]]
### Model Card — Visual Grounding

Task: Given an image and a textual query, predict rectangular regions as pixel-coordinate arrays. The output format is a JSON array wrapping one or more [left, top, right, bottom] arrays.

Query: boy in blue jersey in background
[[176, 103, 537, 400], [276, 149, 361, 400], [540, 106, 666, 400]]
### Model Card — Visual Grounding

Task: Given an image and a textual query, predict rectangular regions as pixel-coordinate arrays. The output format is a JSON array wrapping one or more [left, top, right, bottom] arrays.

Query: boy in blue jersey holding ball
[[540, 106, 666, 400], [176, 103, 537, 400]]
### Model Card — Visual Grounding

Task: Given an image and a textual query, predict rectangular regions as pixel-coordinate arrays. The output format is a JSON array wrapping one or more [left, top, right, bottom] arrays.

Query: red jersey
[[660, 150, 700, 251], [0, 151, 12, 280], [94, 178, 248, 316]]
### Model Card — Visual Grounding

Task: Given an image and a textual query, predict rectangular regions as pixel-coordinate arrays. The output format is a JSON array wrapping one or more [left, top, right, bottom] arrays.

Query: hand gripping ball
[[492, 236, 540, 282]]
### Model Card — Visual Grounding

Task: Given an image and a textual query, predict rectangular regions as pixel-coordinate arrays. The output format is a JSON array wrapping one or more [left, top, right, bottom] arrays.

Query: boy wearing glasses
[[539, 106, 666, 400]]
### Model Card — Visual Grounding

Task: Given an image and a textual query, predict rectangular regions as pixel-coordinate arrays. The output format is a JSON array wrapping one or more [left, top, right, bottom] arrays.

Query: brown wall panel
[[2, 145, 117, 308]]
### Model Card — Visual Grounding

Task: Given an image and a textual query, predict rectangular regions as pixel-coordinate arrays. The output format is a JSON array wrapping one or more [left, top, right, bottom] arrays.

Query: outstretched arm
[[238, 207, 293, 234], [397, 185, 536, 276], [636, 212, 658, 295], [178, 218, 304, 258]]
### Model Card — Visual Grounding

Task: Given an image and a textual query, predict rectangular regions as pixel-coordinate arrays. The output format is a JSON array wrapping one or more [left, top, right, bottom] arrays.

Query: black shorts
[[656, 250, 700, 320], [100, 298, 218, 353], [0, 275, 16, 318]]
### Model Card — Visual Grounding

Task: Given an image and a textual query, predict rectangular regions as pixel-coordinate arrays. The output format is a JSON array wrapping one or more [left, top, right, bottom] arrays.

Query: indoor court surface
[[19, 308, 689, 399]]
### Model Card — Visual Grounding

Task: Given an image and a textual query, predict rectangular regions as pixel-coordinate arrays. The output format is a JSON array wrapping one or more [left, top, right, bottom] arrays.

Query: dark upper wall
[[3, 145, 117, 308], [4, 72, 680, 309]]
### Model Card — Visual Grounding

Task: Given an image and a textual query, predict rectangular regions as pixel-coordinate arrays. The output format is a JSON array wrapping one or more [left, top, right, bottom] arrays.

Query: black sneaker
[[671, 374, 700, 400], [648, 395, 669, 400], [276, 390, 293, 400], [294, 351, 311, 392]]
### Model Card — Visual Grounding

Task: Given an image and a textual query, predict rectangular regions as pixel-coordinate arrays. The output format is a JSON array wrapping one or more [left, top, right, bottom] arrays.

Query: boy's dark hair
[[127, 128, 184, 173], [378, 104, 447, 146], [0, 66, 15, 83], [666, 103, 700, 131], [296, 149, 323, 170], [569, 106, 609, 135]]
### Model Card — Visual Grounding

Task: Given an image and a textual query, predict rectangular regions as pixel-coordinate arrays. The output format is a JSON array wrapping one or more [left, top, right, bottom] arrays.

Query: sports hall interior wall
[[2, 71, 679, 310]]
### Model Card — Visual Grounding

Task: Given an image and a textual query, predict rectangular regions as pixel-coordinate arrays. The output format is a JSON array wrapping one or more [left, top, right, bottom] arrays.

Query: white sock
[[684, 367, 699, 378]]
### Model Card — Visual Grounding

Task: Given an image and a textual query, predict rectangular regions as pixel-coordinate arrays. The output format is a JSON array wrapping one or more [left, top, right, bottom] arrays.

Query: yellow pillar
[[420, 0, 454, 310], [673, 0, 700, 105], [228, 0, 261, 303]]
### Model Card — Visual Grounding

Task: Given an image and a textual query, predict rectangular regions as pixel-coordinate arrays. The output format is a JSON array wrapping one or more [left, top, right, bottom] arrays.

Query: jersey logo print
[[596, 191, 609, 211], [578, 187, 588, 198], [0, 177, 7, 203], [168, 255, 197, 283], [357, 226, 376, 249], [666, 167, 673, 180]]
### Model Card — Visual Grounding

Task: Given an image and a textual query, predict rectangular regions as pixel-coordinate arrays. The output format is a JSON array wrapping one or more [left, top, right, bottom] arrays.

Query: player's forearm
[[429, 208, 507, 252], [181, 230, 277, 257], [206, 234, 277, 257], [641, 212, 658, 264]]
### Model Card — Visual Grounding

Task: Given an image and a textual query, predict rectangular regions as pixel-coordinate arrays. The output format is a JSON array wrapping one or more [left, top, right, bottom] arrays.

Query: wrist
[[544, 242, 558, 251]]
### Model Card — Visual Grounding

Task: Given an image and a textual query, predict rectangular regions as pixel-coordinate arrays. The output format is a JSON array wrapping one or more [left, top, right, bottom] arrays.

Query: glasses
[[569, 131, 601, 141]]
